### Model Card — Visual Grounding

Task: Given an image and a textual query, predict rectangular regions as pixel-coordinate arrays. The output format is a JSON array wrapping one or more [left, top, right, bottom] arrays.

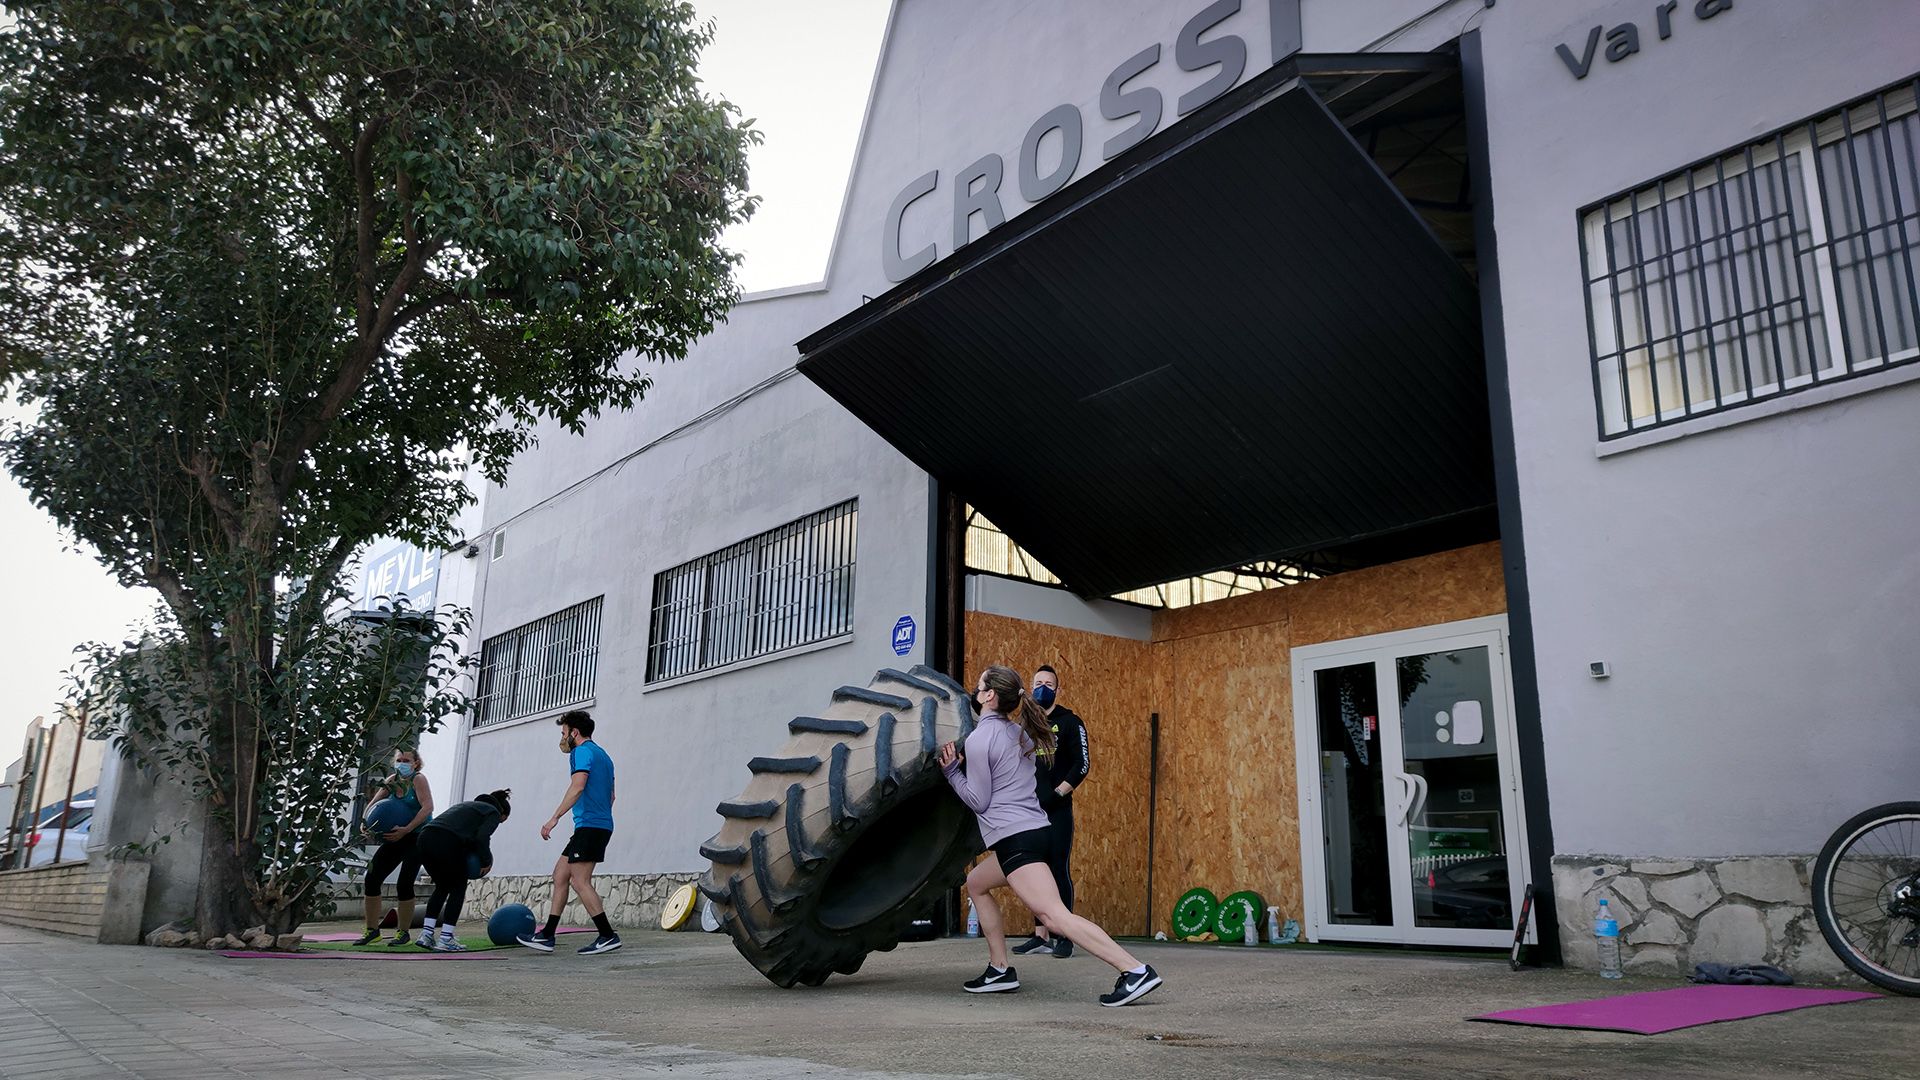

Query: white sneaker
[[434, 936, 467, 952]]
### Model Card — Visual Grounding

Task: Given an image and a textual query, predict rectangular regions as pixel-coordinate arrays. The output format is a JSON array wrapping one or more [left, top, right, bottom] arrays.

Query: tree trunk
[[194, 816, 268, 937]]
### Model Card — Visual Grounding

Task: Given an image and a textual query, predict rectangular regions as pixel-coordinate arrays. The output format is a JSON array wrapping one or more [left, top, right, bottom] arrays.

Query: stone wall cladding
[[337, 872, 702, 931], [1552, 855, 1855, 982]]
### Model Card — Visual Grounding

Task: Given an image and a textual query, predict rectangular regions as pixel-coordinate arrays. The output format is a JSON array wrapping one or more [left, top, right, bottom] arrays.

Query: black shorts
[[563, 827, 611, 864], [990, 827, 1051, 876]]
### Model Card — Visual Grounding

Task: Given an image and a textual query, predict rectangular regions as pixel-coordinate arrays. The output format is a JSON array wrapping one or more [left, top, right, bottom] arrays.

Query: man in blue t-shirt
[[517, 710, 619, 955]]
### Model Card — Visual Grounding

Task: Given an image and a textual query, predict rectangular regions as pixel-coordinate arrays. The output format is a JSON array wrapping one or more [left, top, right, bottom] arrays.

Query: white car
[[25, 799, 94, 867]]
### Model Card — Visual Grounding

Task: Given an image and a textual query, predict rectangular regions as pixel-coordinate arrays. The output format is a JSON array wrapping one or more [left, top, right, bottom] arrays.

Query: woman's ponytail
[[980, 664, 1056, 758]]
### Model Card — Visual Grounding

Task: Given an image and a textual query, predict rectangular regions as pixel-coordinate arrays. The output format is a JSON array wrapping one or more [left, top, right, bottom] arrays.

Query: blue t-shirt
[[569, 741, 615, 831]]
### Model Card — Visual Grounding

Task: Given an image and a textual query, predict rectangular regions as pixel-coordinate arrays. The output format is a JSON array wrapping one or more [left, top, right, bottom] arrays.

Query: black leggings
[[1044, 807, 1074, 916], [416, 829, 471, 927], [363, 832, 422, 901]]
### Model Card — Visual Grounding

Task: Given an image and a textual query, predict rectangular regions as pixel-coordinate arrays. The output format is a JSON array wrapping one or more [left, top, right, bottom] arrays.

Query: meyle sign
[[882, 0, 1302, 282], [1555, 0, 1733, 80]]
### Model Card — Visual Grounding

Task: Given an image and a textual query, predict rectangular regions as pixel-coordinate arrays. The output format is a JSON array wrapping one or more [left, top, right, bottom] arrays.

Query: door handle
[[1405, 772, 1428, 828]]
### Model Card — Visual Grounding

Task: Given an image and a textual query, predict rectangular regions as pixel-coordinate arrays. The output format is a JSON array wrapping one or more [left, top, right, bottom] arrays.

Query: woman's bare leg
[[965, 855, 1011, 969], [1006, 863, 1142, 973]]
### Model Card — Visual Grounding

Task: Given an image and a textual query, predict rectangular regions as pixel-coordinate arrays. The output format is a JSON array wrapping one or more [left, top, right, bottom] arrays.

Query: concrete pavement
[[0, 920, 1912, 1079]]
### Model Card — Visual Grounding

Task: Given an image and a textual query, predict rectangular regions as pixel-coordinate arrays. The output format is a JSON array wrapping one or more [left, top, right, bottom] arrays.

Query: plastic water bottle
[[1594, 898, 1622, 979], [965, 902, 980, 937]]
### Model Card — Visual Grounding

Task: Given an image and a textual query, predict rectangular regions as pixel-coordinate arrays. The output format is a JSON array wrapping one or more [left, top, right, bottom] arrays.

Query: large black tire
[[1811, 800, 1920, 996], [699, 665, 982, 987]]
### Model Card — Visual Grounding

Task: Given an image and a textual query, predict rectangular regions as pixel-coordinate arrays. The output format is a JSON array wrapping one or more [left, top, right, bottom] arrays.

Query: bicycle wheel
[[1812, 801, 1920, 995]]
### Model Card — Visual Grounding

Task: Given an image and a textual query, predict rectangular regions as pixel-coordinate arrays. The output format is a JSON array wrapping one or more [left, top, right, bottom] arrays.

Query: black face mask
[[969, 693, 984, 715]]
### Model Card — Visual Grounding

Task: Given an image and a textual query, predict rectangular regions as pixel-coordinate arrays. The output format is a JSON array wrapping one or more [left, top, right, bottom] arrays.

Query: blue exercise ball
[[487, 903, 536, 946], [466, 852, 487, 879], [363, 798, 412, 837]]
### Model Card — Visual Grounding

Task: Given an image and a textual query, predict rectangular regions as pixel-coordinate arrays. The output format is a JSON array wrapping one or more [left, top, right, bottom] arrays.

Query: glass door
[[1293, 618, 1529, 948]]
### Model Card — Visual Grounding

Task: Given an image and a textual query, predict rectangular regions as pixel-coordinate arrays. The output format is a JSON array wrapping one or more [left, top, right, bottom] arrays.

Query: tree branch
[[187, 451, 244, 548]]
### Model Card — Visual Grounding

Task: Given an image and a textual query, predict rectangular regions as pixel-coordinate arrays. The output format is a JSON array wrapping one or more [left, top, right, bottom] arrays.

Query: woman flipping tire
[[942, 665, 1162, 1007]]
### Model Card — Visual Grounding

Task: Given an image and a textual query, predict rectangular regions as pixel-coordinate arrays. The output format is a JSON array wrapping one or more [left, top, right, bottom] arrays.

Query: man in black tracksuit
[[1012, 664, 1090, 959]]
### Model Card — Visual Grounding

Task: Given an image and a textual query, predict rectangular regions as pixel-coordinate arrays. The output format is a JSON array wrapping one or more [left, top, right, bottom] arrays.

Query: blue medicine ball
[[487, 903, 536, 946], [466, 852, 487, 880], [363, 798, 412, 837]]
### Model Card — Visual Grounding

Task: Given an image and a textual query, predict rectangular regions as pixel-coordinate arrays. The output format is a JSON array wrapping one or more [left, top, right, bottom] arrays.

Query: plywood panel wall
[[962, 611, 1156, 936], [961, 541, 1507, 940]]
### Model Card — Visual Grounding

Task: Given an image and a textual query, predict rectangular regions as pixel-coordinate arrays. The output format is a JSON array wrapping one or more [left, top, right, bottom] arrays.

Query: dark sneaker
[[1010, 936, 1052, 956], [516, 933, 555, 953], [1051, 937, 1075, 959], [353, 928, 381, 946], [1099, 965, 1162, 1007], [578, 933, 622, 955], [386, 933, 412, 947], [963, 965, 1020, 993]]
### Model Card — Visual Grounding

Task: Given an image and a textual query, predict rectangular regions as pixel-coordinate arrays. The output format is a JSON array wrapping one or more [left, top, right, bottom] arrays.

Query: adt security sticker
[[892, 615, 917, 657]]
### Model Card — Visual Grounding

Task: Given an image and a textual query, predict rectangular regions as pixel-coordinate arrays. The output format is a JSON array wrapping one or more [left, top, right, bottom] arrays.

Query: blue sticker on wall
[[892, 615, 917, 657]]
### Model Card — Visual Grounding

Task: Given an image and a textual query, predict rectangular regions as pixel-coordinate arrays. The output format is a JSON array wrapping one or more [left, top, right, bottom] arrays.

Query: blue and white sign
[[892, 615, 917, 657], [360, 541, 441, 611]]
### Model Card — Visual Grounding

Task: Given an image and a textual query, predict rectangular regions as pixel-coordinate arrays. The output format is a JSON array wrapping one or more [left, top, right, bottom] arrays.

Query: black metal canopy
[[798, 52, 1496, 597]]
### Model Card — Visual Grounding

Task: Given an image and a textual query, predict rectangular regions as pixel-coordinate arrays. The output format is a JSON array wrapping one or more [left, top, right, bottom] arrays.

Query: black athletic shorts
[[563, 827, 611, 864], [990, 827, 1051, 876]]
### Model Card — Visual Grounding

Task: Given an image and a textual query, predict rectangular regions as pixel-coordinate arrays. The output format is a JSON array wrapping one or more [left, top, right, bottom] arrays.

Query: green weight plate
[[1214, 890, 1267, 943], [1171, 886, 1219, 938]]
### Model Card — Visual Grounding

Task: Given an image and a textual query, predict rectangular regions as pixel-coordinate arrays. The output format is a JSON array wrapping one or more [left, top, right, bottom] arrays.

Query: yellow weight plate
[[660, 882, 697, 930]]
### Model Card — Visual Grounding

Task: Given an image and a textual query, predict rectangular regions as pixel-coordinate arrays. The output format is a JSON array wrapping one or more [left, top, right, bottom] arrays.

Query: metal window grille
[[646, 500, 858, 682], [1582, 77, 1920, 437], [472, 596, 603, 729]]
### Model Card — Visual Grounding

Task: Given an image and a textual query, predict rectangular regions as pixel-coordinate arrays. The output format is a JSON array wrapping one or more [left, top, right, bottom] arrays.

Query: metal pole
[[52, 707, 85, 864], [23, 721, 53, 866], [1143, 712, 1160, 937]]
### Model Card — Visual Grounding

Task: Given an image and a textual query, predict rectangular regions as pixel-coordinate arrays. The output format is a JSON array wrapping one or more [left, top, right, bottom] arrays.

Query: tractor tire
[[699, 665, 982, 988]]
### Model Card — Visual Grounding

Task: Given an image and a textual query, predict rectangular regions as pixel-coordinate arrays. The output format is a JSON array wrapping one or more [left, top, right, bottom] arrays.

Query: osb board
[[1153, 542, 1507, 646], [956, 543, 1510, 941], [1148, 625, 1304, 932], [962, 611, 1156, 936]]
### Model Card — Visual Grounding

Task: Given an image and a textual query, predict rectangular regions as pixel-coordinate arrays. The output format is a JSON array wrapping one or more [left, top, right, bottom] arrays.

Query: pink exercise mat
[[304, 926, 596, 942], [1471, 984, 1880, 1034], [216, 949, 511, 960]]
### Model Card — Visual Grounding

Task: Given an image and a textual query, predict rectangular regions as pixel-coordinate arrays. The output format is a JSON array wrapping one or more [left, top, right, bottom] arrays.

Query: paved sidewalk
[[1, 920, 1912, 1079]]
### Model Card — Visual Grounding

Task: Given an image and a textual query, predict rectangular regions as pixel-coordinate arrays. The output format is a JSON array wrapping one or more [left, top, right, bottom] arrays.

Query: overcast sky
[[0, 0, 891, 761]]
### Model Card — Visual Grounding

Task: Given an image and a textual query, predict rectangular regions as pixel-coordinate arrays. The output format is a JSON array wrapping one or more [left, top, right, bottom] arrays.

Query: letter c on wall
[[883, 169, 939, 283], [1018, 104, 1084, 203]]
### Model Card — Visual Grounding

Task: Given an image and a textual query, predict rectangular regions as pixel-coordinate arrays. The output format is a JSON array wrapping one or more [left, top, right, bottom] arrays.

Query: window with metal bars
[[472, 596, 603, 729], [1581, 77, 1920, 437], [646, 500, 858, 682]]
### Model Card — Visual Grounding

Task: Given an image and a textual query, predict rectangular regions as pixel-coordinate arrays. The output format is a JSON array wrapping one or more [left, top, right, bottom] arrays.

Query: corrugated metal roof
[[799, 54, 1495, 597]]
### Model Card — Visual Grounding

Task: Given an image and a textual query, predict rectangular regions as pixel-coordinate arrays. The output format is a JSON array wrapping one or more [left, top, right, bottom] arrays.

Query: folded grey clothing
[[1688, 962, 1795, 985]]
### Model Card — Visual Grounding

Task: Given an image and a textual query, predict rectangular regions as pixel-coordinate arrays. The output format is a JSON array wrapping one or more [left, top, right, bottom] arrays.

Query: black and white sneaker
[[1051, 937, 1075, 959], [962, 965, 1020, 993], [1099, 965, 1162, 1007], [516, 933, 555, 953], [578, 933, 622, 955], [1010, 936, 1052, 956]]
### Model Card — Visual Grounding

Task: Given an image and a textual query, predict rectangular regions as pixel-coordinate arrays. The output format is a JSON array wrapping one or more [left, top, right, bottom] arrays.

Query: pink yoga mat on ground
[[216, 949, 510, 960], [1471, 985, 1880, 1034], [305, 927, 596, 942]]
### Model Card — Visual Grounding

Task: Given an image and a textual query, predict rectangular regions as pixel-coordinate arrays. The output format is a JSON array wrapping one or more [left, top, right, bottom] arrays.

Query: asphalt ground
[[1, 920, 1911, 1079]]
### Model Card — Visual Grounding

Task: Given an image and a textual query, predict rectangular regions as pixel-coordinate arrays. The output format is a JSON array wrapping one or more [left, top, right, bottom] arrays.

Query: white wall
[[1474, 0, 1920, 856], [461, 287, 931, 875]]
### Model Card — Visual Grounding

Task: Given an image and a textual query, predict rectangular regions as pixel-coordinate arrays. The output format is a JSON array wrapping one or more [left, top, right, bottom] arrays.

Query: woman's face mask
[[393, 761, 415, 778]]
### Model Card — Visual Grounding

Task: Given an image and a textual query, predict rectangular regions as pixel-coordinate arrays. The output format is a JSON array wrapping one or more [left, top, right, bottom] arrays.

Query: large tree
[[0, 1, 755, 933]]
